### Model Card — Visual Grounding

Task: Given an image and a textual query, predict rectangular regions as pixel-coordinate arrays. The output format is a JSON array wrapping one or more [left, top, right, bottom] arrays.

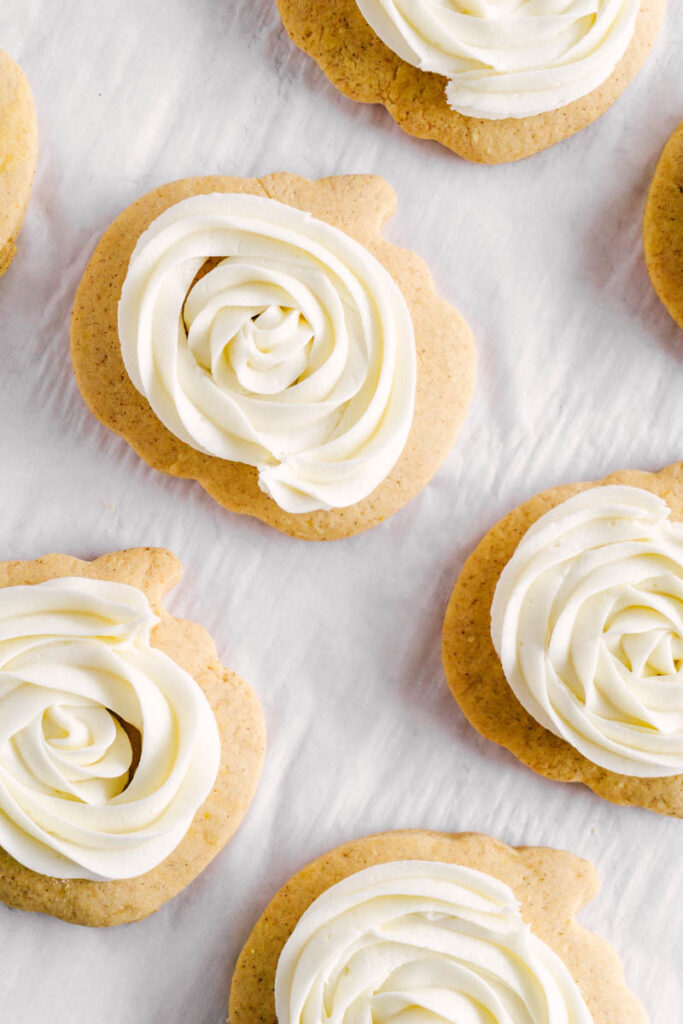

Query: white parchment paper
[[0, 1, 682, 1021]]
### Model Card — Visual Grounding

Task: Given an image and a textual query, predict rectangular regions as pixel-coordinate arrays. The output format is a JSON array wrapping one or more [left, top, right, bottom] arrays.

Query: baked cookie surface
[[0, 50, 38, 276], [71, 174, 475, 541], [276, 0, 667, 164], [443, 462, 683, 816], [0, 548, 265, 926], [229, 829, 647, 1024], [644, 120, 683, 329]]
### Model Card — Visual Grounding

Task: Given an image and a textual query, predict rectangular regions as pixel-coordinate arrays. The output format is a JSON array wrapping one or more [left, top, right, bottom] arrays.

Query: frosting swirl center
[[19, 701, 132, 805]]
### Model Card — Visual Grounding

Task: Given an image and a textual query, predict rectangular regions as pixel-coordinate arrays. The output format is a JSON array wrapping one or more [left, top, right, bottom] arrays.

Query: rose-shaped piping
[[355, 0, 640, 120], [491, 485, 683, 777], [0, 577, 220, 880], [275, 860, 593, 1024], [118, 192, 416, 514]]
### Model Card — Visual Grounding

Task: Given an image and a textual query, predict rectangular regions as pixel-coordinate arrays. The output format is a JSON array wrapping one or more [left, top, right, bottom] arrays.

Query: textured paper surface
[[0, 1, 682, 1021]]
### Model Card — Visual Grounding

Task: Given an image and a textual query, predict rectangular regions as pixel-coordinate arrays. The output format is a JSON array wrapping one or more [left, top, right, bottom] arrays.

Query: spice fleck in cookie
[[276, 1, 667, 164], [443, 462, 683, 816], [0, 50, 38, 276], [71, 174, 475, 541], [229, 830, 647, 1024], [0, 548, 265, 926], [644, 120, 683, 329]]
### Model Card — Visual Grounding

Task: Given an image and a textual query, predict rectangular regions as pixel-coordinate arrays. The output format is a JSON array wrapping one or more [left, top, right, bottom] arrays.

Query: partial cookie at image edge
[[228, 829, 647, 1024], [0, 548, 266, 927], [644, 119, 683, 329], [0, 50, 38, 276], [442, 461, 683, 817], [276, 0, 667, 164]]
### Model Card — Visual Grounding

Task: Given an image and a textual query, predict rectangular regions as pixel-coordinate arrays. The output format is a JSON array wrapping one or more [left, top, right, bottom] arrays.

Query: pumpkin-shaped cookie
[[0, 548, 265, 926], [230, 830, 647, 1024], [71, 174, 475, 540]]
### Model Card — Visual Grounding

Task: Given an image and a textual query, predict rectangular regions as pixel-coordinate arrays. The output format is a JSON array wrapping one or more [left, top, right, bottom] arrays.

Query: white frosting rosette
[[355, 0, 640, 120], [0, 577, 220, 880], [275, 860, 593, 1024], [118, 193, 416, 514], [492, 485, 683, 777]]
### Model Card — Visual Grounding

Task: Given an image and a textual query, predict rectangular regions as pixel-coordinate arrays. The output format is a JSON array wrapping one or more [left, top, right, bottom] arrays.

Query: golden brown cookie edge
[[643, 120, 683, 329], [0, 51, 38, 277]]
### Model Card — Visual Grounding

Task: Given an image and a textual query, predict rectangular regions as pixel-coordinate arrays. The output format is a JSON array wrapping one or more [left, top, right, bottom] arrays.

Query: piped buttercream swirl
[[118, 192, 416, 514], [275, 860, 593, 1024], [0, 577, 220, 880], [492, 485, 683, 777], [355, 0, 640, 120]]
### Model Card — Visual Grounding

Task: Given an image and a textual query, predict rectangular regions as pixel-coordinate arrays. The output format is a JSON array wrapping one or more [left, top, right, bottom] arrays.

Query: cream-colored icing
[[0, 577, 220, 880], [356, 0, 640, 120], [118, 193, 416, 513], [492, 485, 683, 777], [276, 860, 593, 1024]]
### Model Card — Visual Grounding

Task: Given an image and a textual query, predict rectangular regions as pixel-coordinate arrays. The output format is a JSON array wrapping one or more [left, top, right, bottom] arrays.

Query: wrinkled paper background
[[1, 1, 682, 1020]]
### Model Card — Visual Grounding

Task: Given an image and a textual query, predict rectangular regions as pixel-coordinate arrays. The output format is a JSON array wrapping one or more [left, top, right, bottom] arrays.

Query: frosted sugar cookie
[[0, 50, 38, 276], [644, 120, 683, 329], [443, 462, 683, 816], [276, 1, 667, 163], [71, 174, 475, 540], [229, 830, 647, 1024], [0, 548, 265, 926]]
